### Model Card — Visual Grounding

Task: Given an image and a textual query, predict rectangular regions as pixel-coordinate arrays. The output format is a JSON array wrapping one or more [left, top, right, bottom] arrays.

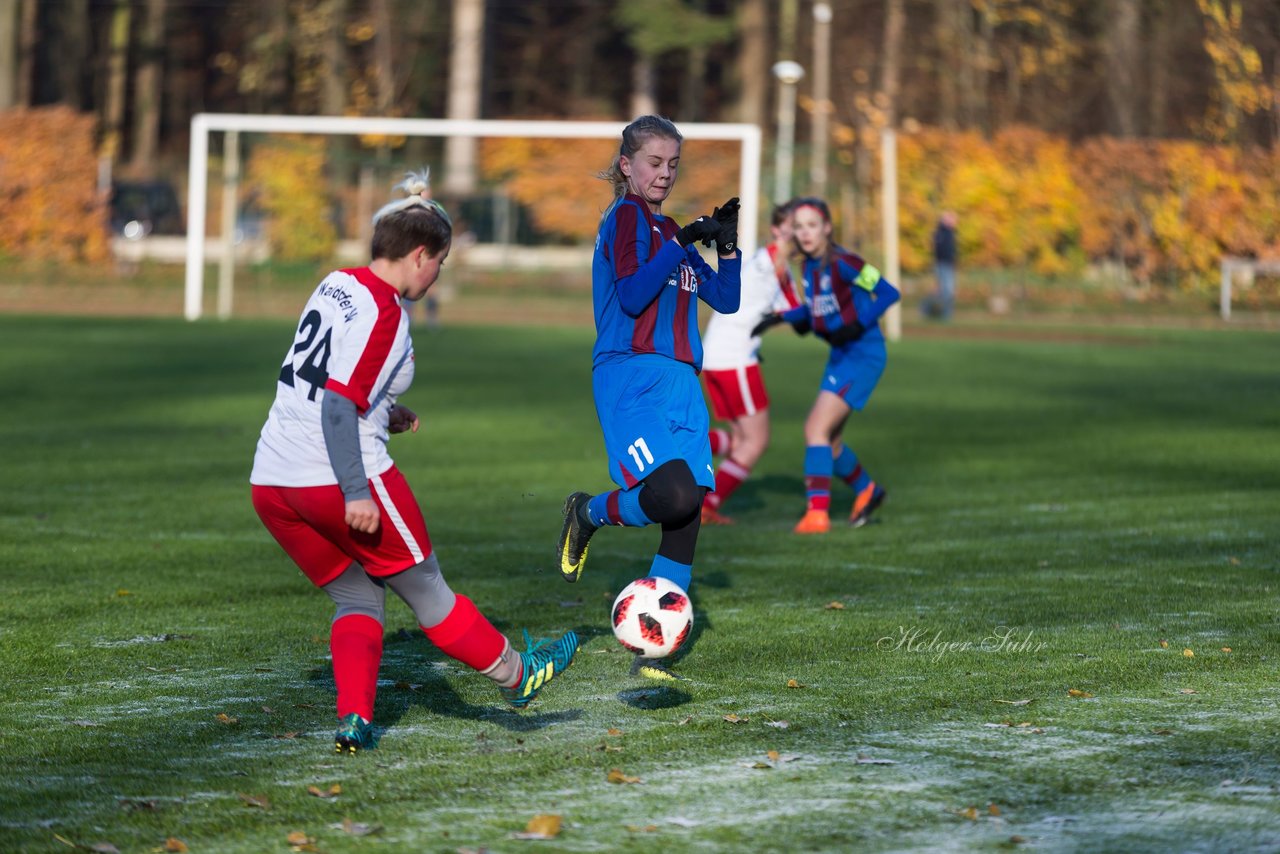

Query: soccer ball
[[610, 577, 693, 659]]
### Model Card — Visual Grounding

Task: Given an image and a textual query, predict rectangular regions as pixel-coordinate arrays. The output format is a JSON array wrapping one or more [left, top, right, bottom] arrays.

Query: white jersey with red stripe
[[251, 267, 412, 488], [701, 245, 801, 370]]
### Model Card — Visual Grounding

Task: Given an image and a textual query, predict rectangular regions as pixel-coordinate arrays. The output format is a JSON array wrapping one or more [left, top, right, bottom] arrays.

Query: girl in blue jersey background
[[555, 115, 741, 680], [752, 196, 900, 534]]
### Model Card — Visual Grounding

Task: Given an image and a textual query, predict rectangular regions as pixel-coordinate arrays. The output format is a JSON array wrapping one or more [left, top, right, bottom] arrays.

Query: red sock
[[708, 428, 731, 456], [708, 457, 751, 509], [422, 595, 507, 672], [330, 614, 383, 721]]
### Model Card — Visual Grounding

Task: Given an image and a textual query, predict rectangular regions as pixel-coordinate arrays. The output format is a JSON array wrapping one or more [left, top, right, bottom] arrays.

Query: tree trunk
[[879, 0, 905, 128], [102, 0, 131, 165], [1105, 0, 1141, 136], [321, 0, 348, 116], [130, 0, 165, 174], [735, 0, 766, 125], [17, 0, 35, 106], [1146, 2, 1172, 137], [443, 0, 484, 195], [0, 0, 17, 109], [630, 54, 656, 118], [54, 0, 89, 108]]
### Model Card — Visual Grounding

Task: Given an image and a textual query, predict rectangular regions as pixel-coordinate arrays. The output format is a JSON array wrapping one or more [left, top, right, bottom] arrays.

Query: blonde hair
[[597, 115, 683, 222], [371, 168, 452, 261]]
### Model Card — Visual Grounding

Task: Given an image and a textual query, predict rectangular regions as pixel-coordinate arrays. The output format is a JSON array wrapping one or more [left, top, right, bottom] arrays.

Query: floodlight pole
[[771, 61, 805, 205], [880, 128, 902, 342]]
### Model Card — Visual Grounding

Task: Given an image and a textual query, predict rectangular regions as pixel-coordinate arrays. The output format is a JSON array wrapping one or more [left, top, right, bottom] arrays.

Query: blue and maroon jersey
[[782, 247, 900, 352], [592, 193, 741, 371]]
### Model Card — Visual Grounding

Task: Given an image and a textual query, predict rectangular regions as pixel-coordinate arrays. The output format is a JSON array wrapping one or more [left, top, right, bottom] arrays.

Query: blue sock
[[833, 444, 872, 492], [648, 554, 692, 593], [586, 488, 652, 528], [803, 445, 834, 511]]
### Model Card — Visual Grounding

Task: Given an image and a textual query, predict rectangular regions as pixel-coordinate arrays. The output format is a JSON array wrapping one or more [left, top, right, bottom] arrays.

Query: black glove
[[709, 196, 739, 255], [750, 313, 786, 338], [675, 216, 721, 248], [789, 317, 811, 336], [825, 319, 867, 347]]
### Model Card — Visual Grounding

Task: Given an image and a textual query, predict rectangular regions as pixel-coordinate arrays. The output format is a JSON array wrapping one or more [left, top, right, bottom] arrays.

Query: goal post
[[184, 113, 763, 321]]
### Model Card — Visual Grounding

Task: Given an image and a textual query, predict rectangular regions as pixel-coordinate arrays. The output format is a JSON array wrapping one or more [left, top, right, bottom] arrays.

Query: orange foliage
[[0, 107, 109, 263], [478, 136, 740, 241], [892, 125, 1278, 289]]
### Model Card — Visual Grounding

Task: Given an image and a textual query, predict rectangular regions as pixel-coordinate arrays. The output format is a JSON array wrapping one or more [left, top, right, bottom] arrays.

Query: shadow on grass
[[618, 686, 692, 710]]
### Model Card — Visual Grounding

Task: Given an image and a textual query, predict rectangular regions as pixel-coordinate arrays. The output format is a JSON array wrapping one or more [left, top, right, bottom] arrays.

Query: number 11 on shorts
[[627, 437, 655, 472]]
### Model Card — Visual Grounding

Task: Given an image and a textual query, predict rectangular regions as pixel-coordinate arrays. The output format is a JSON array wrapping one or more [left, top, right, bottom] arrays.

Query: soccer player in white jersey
[[250, 171, 578, 753], [698, 201, 803, 524]]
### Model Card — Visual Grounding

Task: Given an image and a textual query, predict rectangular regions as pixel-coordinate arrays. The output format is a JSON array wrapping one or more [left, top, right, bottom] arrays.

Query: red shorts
[[251, 465, 433, 587], [702, 364, 769, 421]]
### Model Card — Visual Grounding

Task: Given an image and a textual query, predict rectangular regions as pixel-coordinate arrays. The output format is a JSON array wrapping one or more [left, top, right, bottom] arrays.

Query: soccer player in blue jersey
[[555, 115, 742, 679], [752, 196, 900, 534]]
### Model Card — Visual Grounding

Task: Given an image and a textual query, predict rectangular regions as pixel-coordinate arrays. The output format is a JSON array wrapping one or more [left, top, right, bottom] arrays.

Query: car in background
[[110, 180, 184, 239]]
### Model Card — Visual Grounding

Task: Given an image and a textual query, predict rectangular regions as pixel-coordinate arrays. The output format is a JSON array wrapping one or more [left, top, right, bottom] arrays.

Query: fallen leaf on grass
[[162, 838, 188, 853], [261, 705, 274, 714], [607, 768, 642, 784], [786, 679, 804, 689], [215, 713, 238, 725], [119, 799, 158, 813], [764, 720, 790, 729], [307, 784, 341, 798], [1221, 647, 1232, 653], [237, 793, 271, 810], [116, 590, 131, 597], [274, 731, 301, 740], [667, 817, 701, 827], [722, 714, 747, 724], [1009, 835, 1028, 844], [767, 750, 780, 761], [744, 762, 772, 769], [513, 814, 562, 839], [676, 715, 694, 725], [988, 803, 1002, 816], [823, 601, 845, 610], [606, 728, 623, 736], [1183, 649, 1194, 658], [993, 699, 1034, 706], [855, 756, 896, 765], [625, 824, 659, 833], [1159, 639, 1169, 648], [956, 806, 979, 821], [1067, 689, 1094, 699], [285, 830, 317, 852], [53, 836, 120, 854], [1179, 688, 1198, 695]]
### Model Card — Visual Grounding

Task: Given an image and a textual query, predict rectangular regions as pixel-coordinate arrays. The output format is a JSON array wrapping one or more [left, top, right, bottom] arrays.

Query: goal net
[[183, 114, 763, 321]]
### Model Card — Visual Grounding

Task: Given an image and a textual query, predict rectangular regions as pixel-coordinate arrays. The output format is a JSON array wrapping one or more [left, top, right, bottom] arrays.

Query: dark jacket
[[933, 222, 957, 264]]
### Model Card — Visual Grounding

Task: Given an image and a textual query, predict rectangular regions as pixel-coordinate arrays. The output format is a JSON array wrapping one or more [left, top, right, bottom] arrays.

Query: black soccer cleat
[[557, 492, 597, 582]]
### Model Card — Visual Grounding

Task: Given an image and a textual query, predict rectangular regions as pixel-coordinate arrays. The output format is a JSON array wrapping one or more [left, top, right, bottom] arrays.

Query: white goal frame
[[184, 113, 763, 321]]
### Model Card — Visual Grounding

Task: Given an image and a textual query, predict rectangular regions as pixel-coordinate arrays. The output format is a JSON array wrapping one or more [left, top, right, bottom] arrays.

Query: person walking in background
[[699, 200, 804, 525], [926, 210, 959, 320], [554, 115, 741, 680], [250, 171, 578, 754], [751, 197, 900, 535]]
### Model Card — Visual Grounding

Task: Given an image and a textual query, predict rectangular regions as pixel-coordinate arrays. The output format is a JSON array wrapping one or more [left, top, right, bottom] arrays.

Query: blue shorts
[[819, 345, 886, 411], [593, 356, 714, 490]]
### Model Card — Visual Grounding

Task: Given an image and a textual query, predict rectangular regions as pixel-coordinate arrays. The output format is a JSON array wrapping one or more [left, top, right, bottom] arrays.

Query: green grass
[[1, 315, 1277, 853]]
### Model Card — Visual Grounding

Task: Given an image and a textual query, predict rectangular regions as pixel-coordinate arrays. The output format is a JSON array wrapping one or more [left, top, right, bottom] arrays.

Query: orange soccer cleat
[[849, 483, 886, 528], [700, 505, 734, 526], [793, 509, 831, 535]]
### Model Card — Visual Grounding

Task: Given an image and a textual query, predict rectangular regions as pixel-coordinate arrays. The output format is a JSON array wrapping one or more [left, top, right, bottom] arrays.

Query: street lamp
[[810, 3, 832, 196], [771, 59, 805, 205]]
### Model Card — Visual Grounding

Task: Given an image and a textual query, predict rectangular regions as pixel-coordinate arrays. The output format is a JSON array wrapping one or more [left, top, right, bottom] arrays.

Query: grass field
[[1, 314, 1277, 853]]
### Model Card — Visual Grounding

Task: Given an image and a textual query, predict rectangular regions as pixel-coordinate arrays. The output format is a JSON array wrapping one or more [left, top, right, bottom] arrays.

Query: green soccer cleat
[[557, 492, 597, 583], [500, 629, 580, 709], [334, 713, 376, 754], [630, 655, 689, 682]]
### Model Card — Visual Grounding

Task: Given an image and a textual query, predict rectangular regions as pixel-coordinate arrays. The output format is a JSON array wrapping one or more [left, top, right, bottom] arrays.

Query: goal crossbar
[[184, 113, 763, 320]]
